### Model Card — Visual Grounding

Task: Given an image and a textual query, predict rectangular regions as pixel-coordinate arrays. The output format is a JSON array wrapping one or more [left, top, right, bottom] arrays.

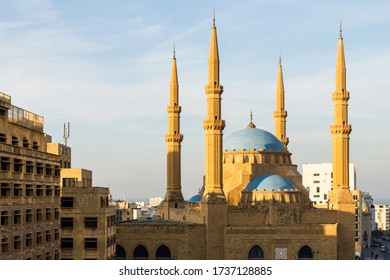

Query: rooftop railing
[[9, 105, 44, 132]]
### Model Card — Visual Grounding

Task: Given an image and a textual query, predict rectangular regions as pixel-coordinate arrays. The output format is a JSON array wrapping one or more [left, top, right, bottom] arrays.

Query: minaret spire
[[202, 13, 226, 202], [164, 47, 184, 209], [273, 54, 289, 148]]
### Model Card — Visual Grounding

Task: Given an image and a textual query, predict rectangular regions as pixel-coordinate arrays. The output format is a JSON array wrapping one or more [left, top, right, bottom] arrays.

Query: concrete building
[[116, 19, 357, 260], [60, 168, 116, 260], [302, 163, 356, 205], [373, 204, 390, 231], [1, 92, 61, 260]]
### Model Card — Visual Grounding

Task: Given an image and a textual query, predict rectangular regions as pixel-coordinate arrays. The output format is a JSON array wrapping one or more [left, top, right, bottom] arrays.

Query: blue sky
[[1, 0, 389, 201]]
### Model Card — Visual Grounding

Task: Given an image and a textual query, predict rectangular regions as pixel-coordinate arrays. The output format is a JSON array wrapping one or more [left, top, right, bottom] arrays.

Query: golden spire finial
[[212, 7, 216, 27], [247, 109, 256, 128], [339, 19, 343, 38]]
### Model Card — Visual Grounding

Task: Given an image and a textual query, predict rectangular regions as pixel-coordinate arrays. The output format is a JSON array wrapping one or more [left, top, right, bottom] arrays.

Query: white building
[[302, 163, 356, 205], [373, 204, 390, 231], [363, 192, 375, 231]]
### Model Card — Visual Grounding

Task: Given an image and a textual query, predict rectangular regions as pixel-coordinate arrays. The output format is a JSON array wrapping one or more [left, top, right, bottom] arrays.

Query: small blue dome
[[224, 128, 285, 152], [188, 194, 202, 202], [245, 174, 296, 191]]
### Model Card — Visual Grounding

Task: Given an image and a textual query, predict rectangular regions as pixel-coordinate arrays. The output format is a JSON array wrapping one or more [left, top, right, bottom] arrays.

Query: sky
[[1, 0, 389, 202]]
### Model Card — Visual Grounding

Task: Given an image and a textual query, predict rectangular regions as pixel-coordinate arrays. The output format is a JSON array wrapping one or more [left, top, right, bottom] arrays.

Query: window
[[13, 159, 23, 172], [248, 245, 264, 259], [13, 210, 21, 225], [26, 184, 34, 197], [12, 136, 19, 146], [61, 197, 74, 208], [63, 178, 76, 187], [316, 187, 320, 193], [45, 208, 52, 221], [0, 108, 6, 117], [13, 183, 22, 197], [25, 209, 33, 223], [1, 237, 9, 253], [54, 186, 60, 197], [298, 245, 313, 260], [54, 228, 59, 240], [324, 194, 327, 200], [22, 138, 29, 148], [313, 173, 320, 176], [0, 133, 6, 143], [84, 238, 97, 250], [0, 157, 11, 171], [13, 235, 21, 250], [1, 183, 11, 197], [36, 231, 43, 244], [54, 166, 60, 177], [314, 180, 320, 184], [45, 185, 52, 197], [61, 238, 73, 249], [32, 141, 39, 150], [84, 217, 98, 228], [353, 195, 358, 200], [45, 251, 51, 260], [36, 209, 43, 222], [36, 163, 43, 175], [155, 245, 171, 260], [36, 254, 42, 260], [36, 185, 43, 196], [26, 161, 33, 174], [54, 249, 60, 260], [45, 164, 52, 176], [25, 233, 32, 247], [61, 217, 74, 228], [46, 230, 51, 243], [54, 208, 59, 220], [1, 210, 9, 226]]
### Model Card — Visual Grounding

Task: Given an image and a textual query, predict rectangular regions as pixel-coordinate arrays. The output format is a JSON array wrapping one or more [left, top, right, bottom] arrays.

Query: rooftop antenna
[[63, 122, 70, 147]]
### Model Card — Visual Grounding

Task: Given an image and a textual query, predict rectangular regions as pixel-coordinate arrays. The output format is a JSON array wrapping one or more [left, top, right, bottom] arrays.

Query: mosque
[[115, 17, 356, 260]]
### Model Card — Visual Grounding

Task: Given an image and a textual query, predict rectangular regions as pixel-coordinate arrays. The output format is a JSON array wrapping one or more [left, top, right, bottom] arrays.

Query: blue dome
[[224, 128, 285, 152], [245, 174, 296, 191], [159, 200, 166, 205], [188, 194, 202, 202]]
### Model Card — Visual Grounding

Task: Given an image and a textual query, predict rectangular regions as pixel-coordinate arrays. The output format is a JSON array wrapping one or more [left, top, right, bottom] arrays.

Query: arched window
[[248, 245, 264, 260], [156, 245, 171, 260], [298, 245, 313, 260], [133, 244, 148, 260], [116, 244, 126, 260]]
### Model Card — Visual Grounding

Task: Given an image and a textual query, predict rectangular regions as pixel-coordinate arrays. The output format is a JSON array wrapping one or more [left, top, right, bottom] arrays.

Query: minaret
[[273, 55, 289, 148], [328, 23, 355, 260], [202, 13, 226, 202], [164, 46, 184, 208]]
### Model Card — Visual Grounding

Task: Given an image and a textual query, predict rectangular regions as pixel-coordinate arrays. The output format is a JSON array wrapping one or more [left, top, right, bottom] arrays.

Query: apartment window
[[84, 217, 98, 229], [36, 254, 42, 260], [13, 210, 21, 225], [13, 159, 23, 173], [25, 233, 32, 247], [26, 161, 34, 174], [0, 183, 11, 197], [36, 209, 43, 222], [84, 238, 97, 250], [45, 185, 52, 197], [1, 210, 9, 226], [54, 249, 60, 260], [61, 197, 74, 208], [0, 108, 6, 117], [45, 208, 52, 221], [36, 231, 43, 245], [25, 209, 33, 223], [54, 208, 59, 220], [54, 228, 59, 240], [32, 141, 39, 150], [13, 235, 21, 250], [54, 186, 60, 197], [45, 164, 53, 176], [324, 194, 327, 200], [45, 230, 51, 243], [13, 183, 22, 197], [45, 251, 51, 260], [0, 133, 6, 143], [11, 136, 19, 146], [313, 180, 320, 184], [22, 138, 29, 148], [353, 195, 358, 200], [54, 166, 60, 177], [36, 162, 43, 175], [314, 195, 320, 198], [313, 173, 320, 176], [63, 178, 76, 187], [1, 237, 9, 253], [26, 184, 34, 197], [61, 217, 74, 228], [61, 238, 73, 249], [0, 157, 11, 171], [316, 187, 320, 193], [36, 185, 43, 196]]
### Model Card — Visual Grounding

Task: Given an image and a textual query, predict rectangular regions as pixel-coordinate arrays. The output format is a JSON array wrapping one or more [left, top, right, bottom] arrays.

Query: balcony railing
[[8, 105, 44, 132]]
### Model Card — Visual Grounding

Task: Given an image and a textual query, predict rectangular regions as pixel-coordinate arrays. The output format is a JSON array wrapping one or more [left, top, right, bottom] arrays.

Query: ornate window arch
[[155, 244, 171, 260], [133, 244, 149, 260], [298, 245, 313, 260], [248, 245, 264, 260]]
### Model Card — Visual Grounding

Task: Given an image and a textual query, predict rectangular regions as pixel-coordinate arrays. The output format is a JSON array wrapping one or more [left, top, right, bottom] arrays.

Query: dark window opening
[[25, 209, 33, 223], [248, 245, 264, 260], [1, 210, 9, 226], [13, 159, 22, 172], [36, 232, 43, 245], [61, 217, 74, 228], [0, 157, 11, 171], [26, 161, 34, 174], [12, 136, 19, 146], [13, 235, 21, 250], [13, 184, 22, 197], [0, 183, 11, 197], [116, 244, 127, 260], [298, 245, 313, 260], [156, 245, 171, 260], [36, 209, 43, 222], [13, 210, 21, 225], [25, 233, 32, 247], [36, 162, 44, 175], [84, 217, 98, 228], [133, 245, 148, 260], [23, 138, 29, 148], [84, 238, 97, 250], [32, 141, 39, 150], [61, 197, 74, 208], [36, 185, 43, 196], [0, 133, 6, 143], [61, 238, 73, 249], [26, 184, 33, 197]]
